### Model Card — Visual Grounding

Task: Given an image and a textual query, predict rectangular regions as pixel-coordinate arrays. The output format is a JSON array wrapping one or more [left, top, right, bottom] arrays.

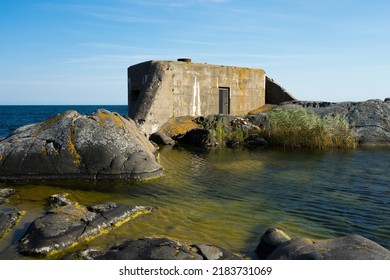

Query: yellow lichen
[[0, 154, 2, 162], [238, 68, 247, 93], [0, 210, 26, 239], [31, 114, 62, 137], [45, 208, 152, 258], [160, 116, 202, 137], [95, 111, 125, 128], [81, 208, 152, 243], [68, 125, 81, 165]]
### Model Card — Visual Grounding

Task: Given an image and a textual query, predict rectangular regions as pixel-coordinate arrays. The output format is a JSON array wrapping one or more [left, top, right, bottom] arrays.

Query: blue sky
[[1, 0, 390, 105]]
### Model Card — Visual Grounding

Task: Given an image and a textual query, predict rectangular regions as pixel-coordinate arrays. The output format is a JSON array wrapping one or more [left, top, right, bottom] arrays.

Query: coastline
[[0, 101, 390, 260]]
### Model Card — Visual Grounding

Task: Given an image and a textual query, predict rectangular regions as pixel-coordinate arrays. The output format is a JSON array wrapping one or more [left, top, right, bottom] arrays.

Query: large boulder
[[281, 99, 390, 145], [18, 194, 152, 257], [75, 237, 242, 260], [0, 109, 163, 180], [256, 228, 390, 260]]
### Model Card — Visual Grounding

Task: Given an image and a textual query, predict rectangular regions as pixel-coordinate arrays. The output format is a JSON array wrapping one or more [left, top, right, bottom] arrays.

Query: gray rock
[[244, 135, 268, 149], [76, 237, 242, 260], [193, 244, 242, 260], [0, 109, 163, 180], [255, 228, 291, 259], [0, 188, 15, 198], [0, 208, 24, 239], [280, 99, 390, 145], [256, 228, 390, 260], [247, 113, 270, 129], [177, 128, 211, 146], [18, 196, 152, 257], [50, 193, 75, 207], [0, 188, 16, 206], [149, 132, 175, 145]]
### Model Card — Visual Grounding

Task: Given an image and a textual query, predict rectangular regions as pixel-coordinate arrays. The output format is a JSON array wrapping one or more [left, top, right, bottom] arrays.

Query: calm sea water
[[0, 106, 389, 259], [0, 105, 128, 138]]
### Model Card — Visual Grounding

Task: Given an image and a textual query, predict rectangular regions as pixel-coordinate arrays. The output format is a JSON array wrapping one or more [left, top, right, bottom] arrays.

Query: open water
[[0, 105, 389, 259]]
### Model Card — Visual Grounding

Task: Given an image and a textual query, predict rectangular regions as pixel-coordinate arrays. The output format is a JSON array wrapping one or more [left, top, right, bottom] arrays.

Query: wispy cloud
[[163, 39, 219, 46], [35, 3, 165, 24], [128, 0, 230, 9]]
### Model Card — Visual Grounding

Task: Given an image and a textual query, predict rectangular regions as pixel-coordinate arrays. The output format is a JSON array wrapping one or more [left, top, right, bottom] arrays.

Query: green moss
[[206, 118, 255, 148]]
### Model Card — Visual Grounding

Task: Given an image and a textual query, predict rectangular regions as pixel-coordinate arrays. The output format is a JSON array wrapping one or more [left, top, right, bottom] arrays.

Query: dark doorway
[[219, 87, 230, 114], [130, 90, 140, 109]]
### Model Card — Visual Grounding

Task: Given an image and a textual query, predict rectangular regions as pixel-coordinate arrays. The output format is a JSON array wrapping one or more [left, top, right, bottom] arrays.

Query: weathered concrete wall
[[265, 77, 295, 104], [128, 60, 266, 135]]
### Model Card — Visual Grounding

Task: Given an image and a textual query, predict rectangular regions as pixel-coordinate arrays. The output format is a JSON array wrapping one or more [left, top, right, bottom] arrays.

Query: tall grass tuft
[[261, 107, 357, 149]]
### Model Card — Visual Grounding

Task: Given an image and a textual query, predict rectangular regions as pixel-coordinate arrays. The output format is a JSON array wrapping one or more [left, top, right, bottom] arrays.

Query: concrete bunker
[[128, 59, 294, 135]]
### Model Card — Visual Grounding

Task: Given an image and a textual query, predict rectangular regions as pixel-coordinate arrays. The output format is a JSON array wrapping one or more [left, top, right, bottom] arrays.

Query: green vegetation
[[261, 107, 357, 149], [206, 118, 254, 147]]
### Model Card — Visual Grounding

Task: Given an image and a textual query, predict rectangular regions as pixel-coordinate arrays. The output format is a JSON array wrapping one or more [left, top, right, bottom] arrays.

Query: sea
[[0, 105, 389, 259]]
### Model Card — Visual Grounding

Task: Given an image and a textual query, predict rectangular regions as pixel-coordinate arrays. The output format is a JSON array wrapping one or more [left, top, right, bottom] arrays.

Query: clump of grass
[[261, 107, 357, 149], [207, 118, 253, 147]]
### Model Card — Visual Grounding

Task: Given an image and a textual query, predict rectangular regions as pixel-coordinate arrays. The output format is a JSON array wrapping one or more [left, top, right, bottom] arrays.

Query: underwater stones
[[18, 195, 152, 257], [256, 228, 390, 260], [76, 237, 242, 260], [0, 188, 15, 199], [177, 128, 211, 147], [0, 109, 163, 180], [0, 188, 22, 239], [244, 135, 268, 149], [0, 188, 15, 205], [0, 208, 24, 239]]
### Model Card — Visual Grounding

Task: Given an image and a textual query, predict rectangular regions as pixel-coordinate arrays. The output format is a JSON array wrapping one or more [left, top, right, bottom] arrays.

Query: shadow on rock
[[74, 237, 242, 260], [18, 193, 152, 257]]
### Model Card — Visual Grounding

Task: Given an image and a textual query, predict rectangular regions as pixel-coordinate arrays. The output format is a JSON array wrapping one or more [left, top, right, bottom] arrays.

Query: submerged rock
[[0, 188, 23, 238], [0, 208, 24, 239], [76, 237, 242, 260], [0, 188, 15, 198], [256, 228, 390, 260], [18, 195, 152, 257], [244, 135, 268, 149], [177, 128, 211, 147], [0, 109, 163, 180], [149, 131, 175, 146]]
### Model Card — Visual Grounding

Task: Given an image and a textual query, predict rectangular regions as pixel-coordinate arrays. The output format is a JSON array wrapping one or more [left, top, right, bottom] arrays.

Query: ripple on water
[[0, 147, 389, 259]]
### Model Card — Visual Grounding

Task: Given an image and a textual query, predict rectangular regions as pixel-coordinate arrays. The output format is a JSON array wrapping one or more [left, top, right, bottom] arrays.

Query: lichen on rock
[[18, 195, 152, 257], [0, 109, 163, 180]]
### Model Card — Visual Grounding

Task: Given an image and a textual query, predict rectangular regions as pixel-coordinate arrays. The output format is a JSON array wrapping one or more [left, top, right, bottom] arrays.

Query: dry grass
[[261, 107, 357, 149], [247, 104, 277, 115]]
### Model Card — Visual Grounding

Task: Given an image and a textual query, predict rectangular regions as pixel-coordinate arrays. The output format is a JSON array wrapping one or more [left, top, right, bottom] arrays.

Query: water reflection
[[0, 147, 389, 259]]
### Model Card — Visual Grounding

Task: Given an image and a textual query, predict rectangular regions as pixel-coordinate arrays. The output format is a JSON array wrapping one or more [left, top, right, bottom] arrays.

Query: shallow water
[[1, 146, 389, 259]]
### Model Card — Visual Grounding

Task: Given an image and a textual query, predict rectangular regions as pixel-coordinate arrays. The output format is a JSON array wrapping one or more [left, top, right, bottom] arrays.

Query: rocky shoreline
[[1, 99, 390, 259], [1, 187, 390, 260], [152, 98, 390, 149]]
